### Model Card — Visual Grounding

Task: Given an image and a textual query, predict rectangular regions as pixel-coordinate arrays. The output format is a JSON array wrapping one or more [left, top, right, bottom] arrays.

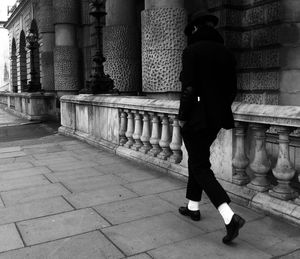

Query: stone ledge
[[219, 178, 300, 227]]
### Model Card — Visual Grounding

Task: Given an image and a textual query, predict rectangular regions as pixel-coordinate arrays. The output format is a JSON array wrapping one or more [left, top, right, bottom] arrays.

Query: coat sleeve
[[178, 48, 196, 121]]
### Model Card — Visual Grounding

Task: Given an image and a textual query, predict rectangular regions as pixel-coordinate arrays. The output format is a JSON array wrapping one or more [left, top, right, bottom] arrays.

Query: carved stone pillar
[[142, 0, 187, 93], [39, 0, 55, 92], [247, 124, 271, 192], [148, 113, 161, 157], [269, 126, 298, 200], [232, 122, 250, 185], [140, 112, 152, 154], [119, 109, 128, 146], [53, 0, 80, 97], [168, 116, 182, 163], [132, 111, 143, 151], [103, 0, 141, 93], [124, 110, 135, 148], [157, 114, 172, 160]]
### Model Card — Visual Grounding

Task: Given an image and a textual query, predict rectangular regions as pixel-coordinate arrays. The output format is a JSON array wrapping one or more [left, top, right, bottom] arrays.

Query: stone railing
[[0, 92, 56, 121], [59, 95, 300, 225], [231, 103, 300, 205]]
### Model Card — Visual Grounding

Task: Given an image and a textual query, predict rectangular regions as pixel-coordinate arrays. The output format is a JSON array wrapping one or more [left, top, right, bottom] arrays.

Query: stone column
[[142, 0, 187, 95], [103, 0, 141, 93], [53, 0, 80, 97], [39, 0, 55, 92]]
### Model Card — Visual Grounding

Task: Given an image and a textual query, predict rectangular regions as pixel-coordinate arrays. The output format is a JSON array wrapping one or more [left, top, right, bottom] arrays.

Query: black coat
[[178, 26, 237, 130]]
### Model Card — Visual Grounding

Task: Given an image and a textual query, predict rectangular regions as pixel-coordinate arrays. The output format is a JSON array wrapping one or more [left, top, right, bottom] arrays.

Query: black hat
[[184, 11, 219, 35]]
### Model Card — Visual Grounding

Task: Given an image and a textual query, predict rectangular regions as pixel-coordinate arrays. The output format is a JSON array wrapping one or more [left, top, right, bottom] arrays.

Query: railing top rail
[[61, 95, 300, 128]]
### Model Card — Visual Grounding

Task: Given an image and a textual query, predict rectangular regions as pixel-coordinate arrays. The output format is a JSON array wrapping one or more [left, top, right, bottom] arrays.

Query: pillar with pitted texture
[[39, 0, 55, 92], [142, 0, 187, 95], [53, 0, 80, 97], [103, 0, 142, 93]]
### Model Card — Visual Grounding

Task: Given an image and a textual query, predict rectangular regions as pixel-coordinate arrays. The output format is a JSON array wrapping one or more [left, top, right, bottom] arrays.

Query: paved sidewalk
[[0, 110, 299, 258]]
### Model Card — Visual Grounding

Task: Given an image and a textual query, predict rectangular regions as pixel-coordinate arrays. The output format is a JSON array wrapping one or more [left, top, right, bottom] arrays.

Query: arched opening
[[19, 30, 27, 92], [11, 38, 18, 93]]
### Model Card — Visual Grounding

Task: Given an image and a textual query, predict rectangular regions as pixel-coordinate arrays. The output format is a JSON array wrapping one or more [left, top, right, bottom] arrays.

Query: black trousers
[[181, 126, 231, 208]]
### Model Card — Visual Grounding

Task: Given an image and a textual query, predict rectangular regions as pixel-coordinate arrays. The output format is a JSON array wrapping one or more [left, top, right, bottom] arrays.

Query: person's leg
[[184, 128, 245, 243]]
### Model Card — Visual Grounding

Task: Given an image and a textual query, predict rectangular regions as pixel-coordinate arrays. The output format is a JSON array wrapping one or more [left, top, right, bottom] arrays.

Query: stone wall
[[208, 0, 300, 106]]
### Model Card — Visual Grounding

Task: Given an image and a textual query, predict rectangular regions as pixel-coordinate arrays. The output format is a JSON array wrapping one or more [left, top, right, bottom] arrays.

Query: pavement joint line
[[271, 248, 300, 259], [91, 207, 114, 226], [145, 252, 155, 259], [97, 228, 127, 257], [0, 206, 75, 228], [61, 195, 77, 210], [14, 222, 26, 248], [42, 173, 55, 184], [0, 193, 6, 207], [58, 181, 73, 194], [1, 229, 106, 250], [119, 184, 142, 197]]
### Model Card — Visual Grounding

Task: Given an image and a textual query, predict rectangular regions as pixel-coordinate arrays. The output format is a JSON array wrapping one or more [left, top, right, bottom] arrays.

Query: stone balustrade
[[59, 95, 300, 225], [119, 109, 182, 163]]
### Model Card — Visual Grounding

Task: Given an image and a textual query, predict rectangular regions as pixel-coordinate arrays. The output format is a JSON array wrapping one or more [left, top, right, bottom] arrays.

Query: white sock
[[187, 200, 200, 211], [218, 203, 234, 225]]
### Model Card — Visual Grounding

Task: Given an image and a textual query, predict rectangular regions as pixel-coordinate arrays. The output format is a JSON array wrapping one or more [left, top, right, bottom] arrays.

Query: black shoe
[[223, 214, 245, 244], [178, 206, 201, 221]]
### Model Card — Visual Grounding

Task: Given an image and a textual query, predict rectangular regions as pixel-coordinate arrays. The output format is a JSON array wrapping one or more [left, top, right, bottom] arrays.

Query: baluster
[[232, 122, 250, 185], [124, 110, 134, 148], [148, 113, 161, 157], [119, 109, 128, 146], [168, 115, 182, 163], [157, 114, 172, 160], [269, 126, 298, 200], [131, 111, 143, 151], [247, 124, 271, 192], [140, 112, 152, 154]]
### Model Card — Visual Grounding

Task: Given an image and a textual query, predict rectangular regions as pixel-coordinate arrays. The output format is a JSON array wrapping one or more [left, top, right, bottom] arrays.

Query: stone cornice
[[4, 0, 31, 29]]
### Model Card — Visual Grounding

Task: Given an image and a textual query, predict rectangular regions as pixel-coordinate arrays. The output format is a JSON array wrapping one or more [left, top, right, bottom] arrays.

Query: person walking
[[178, 10, 245, 244]]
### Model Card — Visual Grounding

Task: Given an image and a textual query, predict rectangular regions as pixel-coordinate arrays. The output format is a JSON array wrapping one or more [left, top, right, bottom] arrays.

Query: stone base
[[269, 189, 298, 201], [232, 176, 250, 186], [247, 182, 270, 192]]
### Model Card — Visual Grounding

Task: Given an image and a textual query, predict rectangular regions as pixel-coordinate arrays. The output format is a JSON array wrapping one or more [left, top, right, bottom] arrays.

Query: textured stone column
[[142, 0, 187, 94], [39, 0, 55, 92], [119, 109, 128, 146], [103, 0, 141, 93], [53, 0, 80, 97]]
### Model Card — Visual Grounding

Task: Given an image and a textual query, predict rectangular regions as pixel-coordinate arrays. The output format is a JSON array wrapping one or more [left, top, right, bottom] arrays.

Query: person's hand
[[179, 120, 186, 128]]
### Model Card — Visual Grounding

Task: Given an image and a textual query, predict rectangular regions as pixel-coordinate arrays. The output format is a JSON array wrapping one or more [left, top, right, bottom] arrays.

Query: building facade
[[4, 0, 300, 104]]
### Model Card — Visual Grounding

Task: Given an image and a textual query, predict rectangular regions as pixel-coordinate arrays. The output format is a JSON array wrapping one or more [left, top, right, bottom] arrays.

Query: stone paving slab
[[0, 197, 73, 225], [127, 254, 152, 259], [94, 195, 176, 225], [44, 168, 104, 183], [1, 183, 71, 206], [0, 151, 26, 159], [278, 249, 300, 259], [47, 161, 99, 172], [148, 231, 272, 259], [0, 162, 34, 173], [102, 212, 204, 256], [0, 175, 49, 192], [32, 151, 77, 160], [0, 147, 22, 153], [23, 145, 63, 155], [17, 208, 110, 246], [0, 224, 24, 253], [64, 185, 138, 209], [62, 174, 128, 193], [238, 216, 300, 256], [0, 231, 124, 259], [31, 156, 79, 166], [0, 167, 51, 180], [123, 177, 185, 196]]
